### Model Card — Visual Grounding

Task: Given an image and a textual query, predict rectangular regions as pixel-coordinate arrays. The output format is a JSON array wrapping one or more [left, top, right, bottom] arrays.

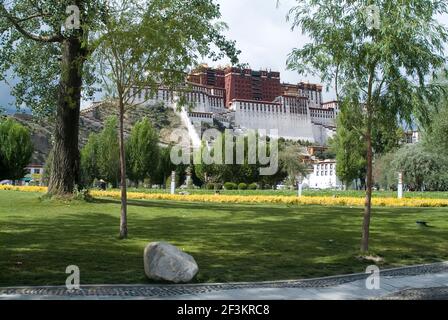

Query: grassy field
[[126, 188, 448, 199], [1, 190, 448, 287]]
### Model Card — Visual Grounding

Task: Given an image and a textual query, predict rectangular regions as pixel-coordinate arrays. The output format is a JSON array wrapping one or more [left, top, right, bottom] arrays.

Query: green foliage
[[287, 0, 448, 176], [80, 133, 100, 187], [238, 183, 248, 190], [331, 100, 367, 187], [375, 143, 448, 191], [97, 116, 120, 187], [205, 183, 214, 190], [248, 183, 258, 190], [0, 118, 33, 180], [0, 1, 105, 117], [126, 118, 160, 184], [1, 0, 239, 194], [373, 151, 397, 190], [224, 182, 237, 190], [424, 99, 448, 157], [194, 131, 282, 185], [80, 116, 120, 188], [42, 148, 54, 186], [156, 146, 176, 186], [94, 0, 240, 111], [0, 0, 239, 117], [393, 143, 448, 191], [278, 144, 308, 182]]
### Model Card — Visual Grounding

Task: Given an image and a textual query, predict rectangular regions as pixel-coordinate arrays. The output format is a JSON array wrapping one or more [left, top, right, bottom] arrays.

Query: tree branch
[[0, 5, 63, 43]]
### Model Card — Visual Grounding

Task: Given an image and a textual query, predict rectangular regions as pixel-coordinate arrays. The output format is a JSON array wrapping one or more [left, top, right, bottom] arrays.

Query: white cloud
[[206, 0, 334, 99]]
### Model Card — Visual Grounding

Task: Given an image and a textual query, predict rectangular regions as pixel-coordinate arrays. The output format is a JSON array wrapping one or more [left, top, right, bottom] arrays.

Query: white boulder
[[143, 242, 198, 283]]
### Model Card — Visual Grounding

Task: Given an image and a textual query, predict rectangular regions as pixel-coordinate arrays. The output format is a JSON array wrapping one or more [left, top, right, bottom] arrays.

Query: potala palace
[[119, 65, 339, 148]]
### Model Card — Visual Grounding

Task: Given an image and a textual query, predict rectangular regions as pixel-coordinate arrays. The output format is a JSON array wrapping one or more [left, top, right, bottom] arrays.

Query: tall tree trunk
[[118, 98, 128, 239], [361, 65, 376, 253], [361, 121, 373, 252], [48, 37, 85, 196]]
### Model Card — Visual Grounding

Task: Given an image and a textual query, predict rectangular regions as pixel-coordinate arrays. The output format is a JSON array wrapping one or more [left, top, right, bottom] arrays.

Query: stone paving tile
[[1, 262, 448, 300]]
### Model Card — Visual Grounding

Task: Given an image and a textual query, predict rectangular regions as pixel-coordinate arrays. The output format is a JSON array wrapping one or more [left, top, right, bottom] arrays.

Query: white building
[[303, 160, 342, 190], [84, 80, 338, 146]]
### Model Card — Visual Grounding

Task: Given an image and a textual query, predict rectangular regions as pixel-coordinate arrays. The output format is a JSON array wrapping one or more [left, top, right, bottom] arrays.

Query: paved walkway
[[1, 262, 448, 300]]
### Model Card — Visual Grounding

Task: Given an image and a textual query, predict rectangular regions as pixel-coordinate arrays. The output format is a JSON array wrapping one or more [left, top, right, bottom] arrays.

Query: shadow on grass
[[0, 192, 447, 286]]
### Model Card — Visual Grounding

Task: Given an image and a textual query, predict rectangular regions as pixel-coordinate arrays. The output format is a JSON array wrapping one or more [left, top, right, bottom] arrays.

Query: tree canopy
[[127, 117, 160, 185], [0, 118, 33, 181], [286, 0, 448, 252], [0, 0, 239, 195]]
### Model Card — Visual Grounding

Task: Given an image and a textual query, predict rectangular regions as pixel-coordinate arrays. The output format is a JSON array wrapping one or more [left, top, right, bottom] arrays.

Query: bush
[[248, 183, 258, 190], [224, 182, 237, 190], [238, 183, 248, 190], [206, 183, 222, 190], [214, 183, 223, 190]]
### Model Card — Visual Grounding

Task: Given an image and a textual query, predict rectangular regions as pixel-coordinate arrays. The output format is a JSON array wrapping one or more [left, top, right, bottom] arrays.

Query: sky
[[206, 0, 310, 84], [1, 0, 448, 113]]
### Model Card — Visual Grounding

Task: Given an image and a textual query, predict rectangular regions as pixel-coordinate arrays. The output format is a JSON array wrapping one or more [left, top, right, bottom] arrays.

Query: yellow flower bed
[[0, 185, 48, 193], [91, 190, 448, 208], [1, 185, 448, 207]]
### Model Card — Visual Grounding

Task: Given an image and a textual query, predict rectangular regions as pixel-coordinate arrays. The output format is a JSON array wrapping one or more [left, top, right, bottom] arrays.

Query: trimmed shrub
[[248, 183, 258, 190], [224, 182, 237, 190], [238, 183, 248, 190]]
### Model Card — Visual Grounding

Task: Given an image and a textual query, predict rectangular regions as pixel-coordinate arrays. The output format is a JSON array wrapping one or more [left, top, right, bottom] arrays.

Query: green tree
[[392, 143, 447, 191], [0, 118, 33, 181], [42, 149, 54, 186], [97, 116, 120, 188], [156, 146, 176, 187], [194, 131, 269, 185], [278, 145, 308, 189], [93, 0, 239, 239], [331, 100, 367, 189], [127, 118, 160, 185], [80, 132, 100, 186], [0, 1, 109, 195], [0, 0, 238, 197], [286, 0, 448, 252], [373, 151, 396, 190], [424, 100, 448, 158]]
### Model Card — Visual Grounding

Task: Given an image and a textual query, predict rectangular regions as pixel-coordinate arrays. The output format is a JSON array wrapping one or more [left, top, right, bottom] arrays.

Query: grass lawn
[[0, 190, 447, 287], [126, 188, 448, 199]]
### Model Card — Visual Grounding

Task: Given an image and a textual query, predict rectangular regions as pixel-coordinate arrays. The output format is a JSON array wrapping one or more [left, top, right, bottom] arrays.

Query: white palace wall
[[126, 85, 337, 145], [231, 100, 316, 142]]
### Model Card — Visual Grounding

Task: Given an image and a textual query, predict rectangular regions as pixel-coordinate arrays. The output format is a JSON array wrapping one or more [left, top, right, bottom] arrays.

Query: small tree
[[286, 0, 448, 252], [392, 143, 445, 191], [127, 118, 160, 186], [279, 145, 308, 188], [424, 98, 448, 158], [331, 100, 367, 189], [97, 116, 120, 188], [156, 146, 176, 187], [80, 132, 100, 187], [0, 118, 33, 181], [94, 0, 239, 239]]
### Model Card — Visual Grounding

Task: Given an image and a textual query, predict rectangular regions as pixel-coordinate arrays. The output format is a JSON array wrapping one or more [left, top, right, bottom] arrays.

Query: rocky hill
[[9, 101, 186, 165]]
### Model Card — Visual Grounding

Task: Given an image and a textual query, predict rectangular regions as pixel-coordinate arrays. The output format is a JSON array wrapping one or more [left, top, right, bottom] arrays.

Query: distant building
[[1, 164, 45, 186], [303, 160, 342, 189], [404, 131, 420, 144], [108, 64, 340, 145]]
